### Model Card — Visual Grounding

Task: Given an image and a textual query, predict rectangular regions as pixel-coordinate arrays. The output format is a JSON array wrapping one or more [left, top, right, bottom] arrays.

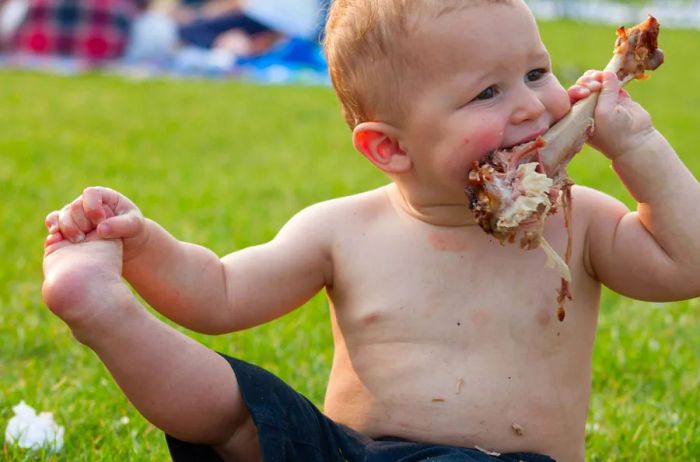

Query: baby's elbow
[[182, 318, 241, 336], [650, 267, 700, 302], [668, 259, 700, 300], [675, 278, 700, 301]]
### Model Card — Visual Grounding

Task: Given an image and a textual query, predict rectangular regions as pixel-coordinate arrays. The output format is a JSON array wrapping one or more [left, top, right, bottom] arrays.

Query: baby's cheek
[[450, 127, 504, 181], [463, 126, 504, 160], [549, 83, 572, 122]]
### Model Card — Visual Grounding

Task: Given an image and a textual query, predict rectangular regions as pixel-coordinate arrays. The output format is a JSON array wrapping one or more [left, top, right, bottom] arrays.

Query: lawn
[[1, 19, 699, 461]]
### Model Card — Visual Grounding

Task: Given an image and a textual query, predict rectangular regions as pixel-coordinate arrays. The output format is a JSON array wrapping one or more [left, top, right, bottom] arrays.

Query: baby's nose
[[510, 88, 546, 125]]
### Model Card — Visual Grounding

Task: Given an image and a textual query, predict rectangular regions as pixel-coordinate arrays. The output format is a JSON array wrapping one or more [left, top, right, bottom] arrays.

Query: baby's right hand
[[571, 70, 655, 159], [45, 186, 146, 247]]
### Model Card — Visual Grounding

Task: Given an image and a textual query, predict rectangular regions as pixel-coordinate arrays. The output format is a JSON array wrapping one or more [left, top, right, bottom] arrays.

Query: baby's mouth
[[498, 127, 549, 152]]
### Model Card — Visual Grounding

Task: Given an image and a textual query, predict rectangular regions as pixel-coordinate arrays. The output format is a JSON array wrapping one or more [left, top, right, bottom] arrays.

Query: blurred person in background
[[177, 0, 328, 56], [124, 0, 329, 64], [172, 0, 239, 26], [0, 0, 27, 50]]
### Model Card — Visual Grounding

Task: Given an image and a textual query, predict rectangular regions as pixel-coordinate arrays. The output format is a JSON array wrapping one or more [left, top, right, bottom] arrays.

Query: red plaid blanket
[[13, 0, 141, 61]]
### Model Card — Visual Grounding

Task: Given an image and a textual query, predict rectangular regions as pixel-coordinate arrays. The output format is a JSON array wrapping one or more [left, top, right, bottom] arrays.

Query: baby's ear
[[353, 122, 411, 174]]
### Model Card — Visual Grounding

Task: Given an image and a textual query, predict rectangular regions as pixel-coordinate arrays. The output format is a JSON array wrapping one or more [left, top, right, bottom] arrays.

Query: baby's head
[[324, 0, 570, 205], [324, 0, 516, 128]]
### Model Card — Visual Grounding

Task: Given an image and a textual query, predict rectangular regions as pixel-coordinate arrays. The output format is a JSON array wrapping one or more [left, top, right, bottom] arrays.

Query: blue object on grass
[[237, 37, 329, 85]]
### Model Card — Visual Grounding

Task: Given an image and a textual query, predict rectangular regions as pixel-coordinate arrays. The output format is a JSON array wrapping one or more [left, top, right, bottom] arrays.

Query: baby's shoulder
[[285, 186, 392, 237], [297, 186, 391, 224], [568, 185, 631, 240], [570, 184, 629, 215]]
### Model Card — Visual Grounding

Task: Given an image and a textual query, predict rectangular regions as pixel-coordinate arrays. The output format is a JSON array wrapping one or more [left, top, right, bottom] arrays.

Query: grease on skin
[[428, 231, 472, 252], [535, 308, 552, 327], [458, 130, 504, 182], [455, 377, 464, 394], [362, 312, 381, 326], [469, 309, 490, 328], [465, 128, 506, 159]]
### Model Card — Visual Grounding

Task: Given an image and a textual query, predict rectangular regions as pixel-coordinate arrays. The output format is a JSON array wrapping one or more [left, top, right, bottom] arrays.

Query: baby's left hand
[[568, 70, 655, 160]]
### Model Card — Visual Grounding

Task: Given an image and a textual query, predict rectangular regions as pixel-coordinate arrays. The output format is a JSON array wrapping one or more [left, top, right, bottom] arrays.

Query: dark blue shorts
[[166, 354, 556, 462]]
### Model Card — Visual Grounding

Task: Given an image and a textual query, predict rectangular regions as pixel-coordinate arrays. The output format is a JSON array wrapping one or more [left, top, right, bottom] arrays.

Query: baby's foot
[[42, 232, 135, 345]]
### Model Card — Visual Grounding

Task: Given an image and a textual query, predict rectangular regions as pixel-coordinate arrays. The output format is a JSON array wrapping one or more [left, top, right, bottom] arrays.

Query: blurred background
[[0, 0, 331, 82], [1, 0, 698, 460]]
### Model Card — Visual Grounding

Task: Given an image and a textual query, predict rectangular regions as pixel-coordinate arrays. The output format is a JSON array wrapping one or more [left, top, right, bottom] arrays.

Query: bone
[[537, 56, 617, 176], [538, 16, 664, 176]]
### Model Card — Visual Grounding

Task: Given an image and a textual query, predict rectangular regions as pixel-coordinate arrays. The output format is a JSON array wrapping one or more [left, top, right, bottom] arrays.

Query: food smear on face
[[464, 16, 664, 322]]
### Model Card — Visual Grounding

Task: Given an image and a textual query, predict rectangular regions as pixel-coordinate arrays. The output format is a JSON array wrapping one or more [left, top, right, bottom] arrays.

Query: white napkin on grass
[[5, 401, 64, 452]]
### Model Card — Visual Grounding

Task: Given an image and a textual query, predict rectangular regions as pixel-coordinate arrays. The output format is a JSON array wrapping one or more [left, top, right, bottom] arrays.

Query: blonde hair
[[323, 0, 513, 129]]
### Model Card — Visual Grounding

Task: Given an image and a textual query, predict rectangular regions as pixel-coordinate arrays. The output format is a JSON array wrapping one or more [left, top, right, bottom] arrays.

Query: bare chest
[[329, 223, 591, 345]]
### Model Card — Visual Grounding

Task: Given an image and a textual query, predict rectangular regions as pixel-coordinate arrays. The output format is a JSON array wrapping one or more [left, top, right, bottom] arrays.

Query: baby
[[41, 1, 700, 461]]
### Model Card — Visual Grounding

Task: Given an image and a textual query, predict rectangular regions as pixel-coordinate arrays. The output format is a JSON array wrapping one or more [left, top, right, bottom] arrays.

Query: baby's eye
[[473, 86, 497, 101], [525, 68, 547, 82]]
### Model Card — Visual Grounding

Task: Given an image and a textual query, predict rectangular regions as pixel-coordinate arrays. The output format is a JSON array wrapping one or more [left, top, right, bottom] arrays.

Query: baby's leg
[[42, 237, 259, 460], [89, 297, 260, 460]]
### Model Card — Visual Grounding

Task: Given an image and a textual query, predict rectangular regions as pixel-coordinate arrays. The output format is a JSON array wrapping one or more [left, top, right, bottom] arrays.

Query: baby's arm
[[49, 187, 333, 333], [127, 205, 332, 333], [578, 72, 700, 300]]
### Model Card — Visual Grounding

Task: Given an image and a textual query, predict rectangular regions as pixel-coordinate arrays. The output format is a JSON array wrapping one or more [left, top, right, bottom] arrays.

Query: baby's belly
[[324, 340, 590, 461]]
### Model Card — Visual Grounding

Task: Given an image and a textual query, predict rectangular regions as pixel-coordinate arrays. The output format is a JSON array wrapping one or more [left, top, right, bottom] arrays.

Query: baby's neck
[[385, 183, 479, 228]]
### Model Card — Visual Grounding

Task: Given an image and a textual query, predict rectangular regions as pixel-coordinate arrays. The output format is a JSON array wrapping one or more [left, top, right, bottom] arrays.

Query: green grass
[[1, 19, 699, 461]]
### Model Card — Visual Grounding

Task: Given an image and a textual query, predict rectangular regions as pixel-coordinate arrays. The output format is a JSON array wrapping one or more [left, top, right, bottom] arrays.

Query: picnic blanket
[[0, 36, 330, 85]]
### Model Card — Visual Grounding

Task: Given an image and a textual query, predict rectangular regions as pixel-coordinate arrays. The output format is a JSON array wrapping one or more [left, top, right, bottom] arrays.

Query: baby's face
[[397, 1, 570, 203]]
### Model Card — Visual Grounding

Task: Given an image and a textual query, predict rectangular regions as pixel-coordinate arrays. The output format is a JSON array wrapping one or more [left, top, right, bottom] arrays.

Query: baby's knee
[[212, 413, 261, 462]]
